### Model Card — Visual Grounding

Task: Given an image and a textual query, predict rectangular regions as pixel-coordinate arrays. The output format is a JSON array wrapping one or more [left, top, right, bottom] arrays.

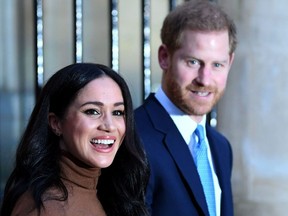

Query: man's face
[[159, 30, 234, 122]]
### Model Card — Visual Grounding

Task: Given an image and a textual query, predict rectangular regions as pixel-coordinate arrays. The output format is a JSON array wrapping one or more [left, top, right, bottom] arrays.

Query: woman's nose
[[98, 115, 116, 132]]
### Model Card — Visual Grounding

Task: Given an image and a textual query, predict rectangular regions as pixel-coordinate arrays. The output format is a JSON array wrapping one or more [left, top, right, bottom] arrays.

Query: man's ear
[[48, 113, 62, 136], [229, 52, 235, 67], [158, 44, 170, 70]]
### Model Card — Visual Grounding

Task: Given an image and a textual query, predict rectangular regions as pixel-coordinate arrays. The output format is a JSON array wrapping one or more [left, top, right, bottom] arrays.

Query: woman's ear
[[48, 113, 62, 136], [158, 44, 170, 70]]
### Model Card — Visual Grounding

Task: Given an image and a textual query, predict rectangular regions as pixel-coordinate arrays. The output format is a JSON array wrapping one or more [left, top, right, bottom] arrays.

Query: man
[[135, 1, 237, 215]]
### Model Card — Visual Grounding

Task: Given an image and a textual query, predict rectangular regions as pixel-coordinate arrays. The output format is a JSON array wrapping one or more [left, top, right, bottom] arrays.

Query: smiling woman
[[49, 76, 126, 169], [0, 63, 150, 216]]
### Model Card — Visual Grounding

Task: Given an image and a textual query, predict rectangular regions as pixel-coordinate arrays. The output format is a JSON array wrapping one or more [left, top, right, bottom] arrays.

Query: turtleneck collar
[[60, 151, 101, 190]]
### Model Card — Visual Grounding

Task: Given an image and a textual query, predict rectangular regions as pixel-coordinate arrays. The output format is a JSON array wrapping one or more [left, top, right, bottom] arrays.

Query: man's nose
[[195, 66, 211, 86]]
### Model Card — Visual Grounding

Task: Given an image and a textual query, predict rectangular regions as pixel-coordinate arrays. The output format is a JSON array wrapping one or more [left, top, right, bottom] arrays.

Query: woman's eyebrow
[[80, 101, 124, 107]]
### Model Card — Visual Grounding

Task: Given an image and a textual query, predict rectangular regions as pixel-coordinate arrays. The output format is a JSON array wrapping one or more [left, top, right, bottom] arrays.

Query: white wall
[[218, 0, 288, 215]]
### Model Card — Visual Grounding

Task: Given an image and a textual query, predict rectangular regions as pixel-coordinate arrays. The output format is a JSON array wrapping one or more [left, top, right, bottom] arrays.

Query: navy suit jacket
[[135, 94, 233, 216]]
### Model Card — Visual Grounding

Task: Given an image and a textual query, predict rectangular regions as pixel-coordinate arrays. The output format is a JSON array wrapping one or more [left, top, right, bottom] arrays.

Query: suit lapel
[[164, 130, 209, 214], [144, 94, 210, 215], [206, 127, 222, 179]]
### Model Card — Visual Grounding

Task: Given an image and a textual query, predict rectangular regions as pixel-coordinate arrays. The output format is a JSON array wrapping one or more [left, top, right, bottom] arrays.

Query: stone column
[[218, 0, 288, 215]]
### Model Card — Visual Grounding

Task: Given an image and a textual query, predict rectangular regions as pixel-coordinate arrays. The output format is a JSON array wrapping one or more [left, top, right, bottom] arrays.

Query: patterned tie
[[193, 125, 216, 216]]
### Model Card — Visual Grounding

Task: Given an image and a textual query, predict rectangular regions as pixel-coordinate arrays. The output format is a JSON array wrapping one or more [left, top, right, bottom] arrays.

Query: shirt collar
[[155, 87, 207, 144]]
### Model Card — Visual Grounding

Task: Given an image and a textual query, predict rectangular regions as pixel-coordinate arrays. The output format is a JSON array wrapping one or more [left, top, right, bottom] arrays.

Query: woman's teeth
[[91, 139, 115, 145]]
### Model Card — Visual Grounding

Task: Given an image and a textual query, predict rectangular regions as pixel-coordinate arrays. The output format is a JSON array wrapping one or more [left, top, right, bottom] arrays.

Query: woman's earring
[[54, 130, 61, 137]]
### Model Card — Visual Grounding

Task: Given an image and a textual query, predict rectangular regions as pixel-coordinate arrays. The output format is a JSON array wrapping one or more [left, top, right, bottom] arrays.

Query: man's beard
[[166, 77, 224, 116]]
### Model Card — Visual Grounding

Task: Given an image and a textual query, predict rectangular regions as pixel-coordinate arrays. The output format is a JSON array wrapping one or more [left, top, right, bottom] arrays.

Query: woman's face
[[51, 76, 126, 168]]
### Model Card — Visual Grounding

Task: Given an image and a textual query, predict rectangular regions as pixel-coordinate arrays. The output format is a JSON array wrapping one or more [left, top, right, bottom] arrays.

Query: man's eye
[[214, 63, 222, 68], [84, 109, 100, 115], [113, 110, 125, 116], [187, 59, 200, 67]]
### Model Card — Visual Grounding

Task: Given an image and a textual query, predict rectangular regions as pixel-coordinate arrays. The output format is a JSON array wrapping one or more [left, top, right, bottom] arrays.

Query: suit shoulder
[[207, 125, 231, 147]]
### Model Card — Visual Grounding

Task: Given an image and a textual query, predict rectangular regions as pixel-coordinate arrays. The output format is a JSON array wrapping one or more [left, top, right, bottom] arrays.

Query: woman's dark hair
[[0, 63, 149, 216]]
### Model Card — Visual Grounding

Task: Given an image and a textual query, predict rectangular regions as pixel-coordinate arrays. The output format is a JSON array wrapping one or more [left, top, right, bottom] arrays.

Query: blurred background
[[1, 0, 288, 215]]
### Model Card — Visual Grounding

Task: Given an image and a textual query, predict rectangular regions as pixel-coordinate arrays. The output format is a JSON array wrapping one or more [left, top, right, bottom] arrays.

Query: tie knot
[[195, 125, 205, 143]]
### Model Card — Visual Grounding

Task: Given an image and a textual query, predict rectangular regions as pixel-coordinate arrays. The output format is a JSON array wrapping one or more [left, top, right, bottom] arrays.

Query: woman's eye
[[84, 109, 100, 115], [113, 110, 125, 116]]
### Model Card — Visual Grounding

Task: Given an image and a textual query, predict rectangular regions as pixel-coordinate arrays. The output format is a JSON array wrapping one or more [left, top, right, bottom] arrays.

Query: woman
[[1, 63, 149, 216]]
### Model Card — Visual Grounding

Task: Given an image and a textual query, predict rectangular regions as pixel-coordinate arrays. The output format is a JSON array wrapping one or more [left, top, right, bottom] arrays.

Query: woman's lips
[[90, 136, 116, 150]]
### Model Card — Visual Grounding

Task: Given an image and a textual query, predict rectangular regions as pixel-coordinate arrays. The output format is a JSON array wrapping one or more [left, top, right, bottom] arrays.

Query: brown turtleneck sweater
[[11, 153, 106, 216]]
